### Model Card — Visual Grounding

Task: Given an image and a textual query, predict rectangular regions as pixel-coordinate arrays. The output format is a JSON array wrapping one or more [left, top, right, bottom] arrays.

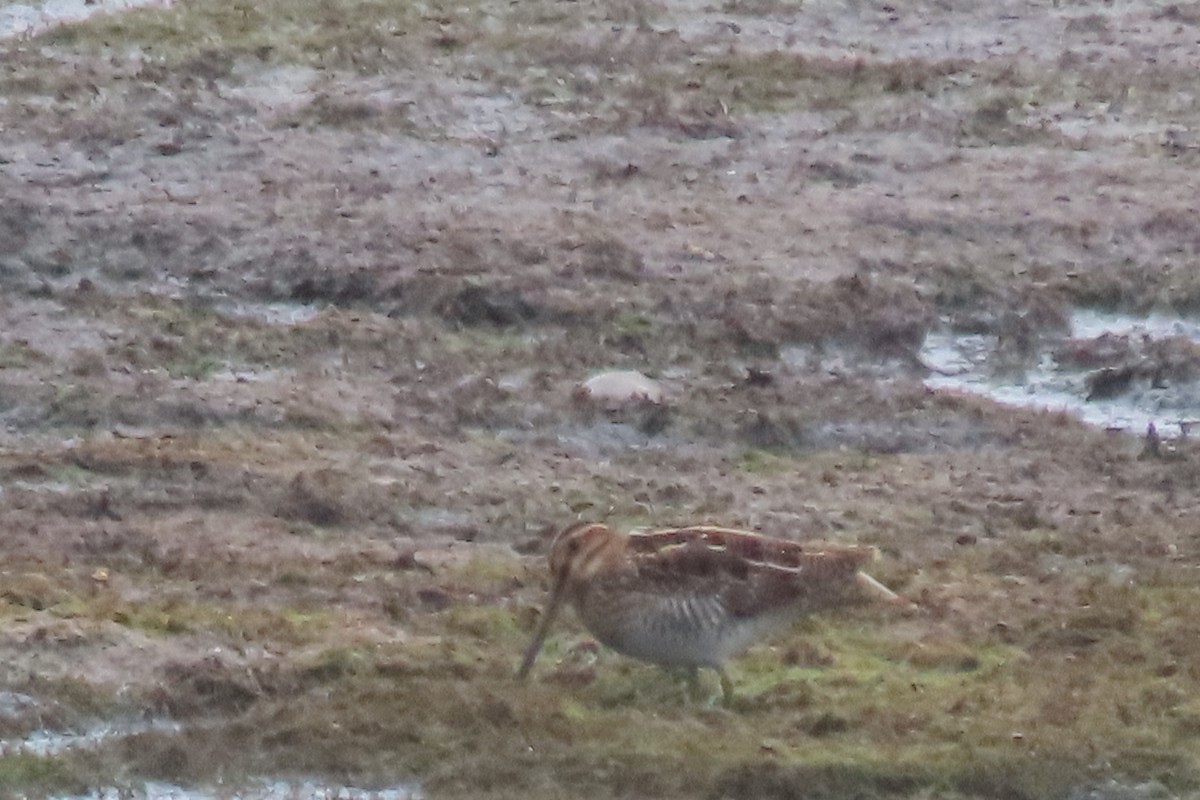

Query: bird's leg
[[716, 666, 735, 707], [683, 665, 701, 701]]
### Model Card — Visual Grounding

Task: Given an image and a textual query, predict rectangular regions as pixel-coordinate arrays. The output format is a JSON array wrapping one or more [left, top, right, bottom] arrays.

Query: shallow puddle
[[4, 718, 180, 758], [922, 309, 1200, 436], [5, 716, 423, 799], [54, 780, 423, 800], [212, 300, 321, 326], [0, 0, 170, 40]]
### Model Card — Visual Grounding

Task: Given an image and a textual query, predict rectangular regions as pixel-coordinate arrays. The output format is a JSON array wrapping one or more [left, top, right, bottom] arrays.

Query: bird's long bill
[[517, 581, 567, 679], [855, 571, 911, 607]]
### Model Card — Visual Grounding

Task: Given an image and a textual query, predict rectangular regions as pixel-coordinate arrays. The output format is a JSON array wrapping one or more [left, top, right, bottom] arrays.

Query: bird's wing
[[624, 526, 878, 618]]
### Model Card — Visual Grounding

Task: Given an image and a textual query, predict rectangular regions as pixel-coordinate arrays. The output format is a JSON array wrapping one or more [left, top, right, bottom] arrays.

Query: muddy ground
[[1, 0, 1200, 797]]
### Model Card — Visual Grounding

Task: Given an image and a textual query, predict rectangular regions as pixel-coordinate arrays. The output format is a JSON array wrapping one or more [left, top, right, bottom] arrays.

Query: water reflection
[[5, 717, 423, 800], [56, 780, 422, 800], [0, 0, 171, 40], [922, 309, 1200, 436]]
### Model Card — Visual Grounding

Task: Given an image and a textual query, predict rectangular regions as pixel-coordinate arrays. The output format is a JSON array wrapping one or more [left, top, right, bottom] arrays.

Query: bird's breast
[[573, 587, 780, 668]]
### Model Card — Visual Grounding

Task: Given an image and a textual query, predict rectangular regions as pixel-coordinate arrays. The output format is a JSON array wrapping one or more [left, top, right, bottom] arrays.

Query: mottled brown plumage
[[518, 522, 905, 701]]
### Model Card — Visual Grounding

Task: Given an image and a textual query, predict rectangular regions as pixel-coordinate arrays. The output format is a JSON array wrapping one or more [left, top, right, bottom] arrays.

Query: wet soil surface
[[2, 0, 1200, 797]]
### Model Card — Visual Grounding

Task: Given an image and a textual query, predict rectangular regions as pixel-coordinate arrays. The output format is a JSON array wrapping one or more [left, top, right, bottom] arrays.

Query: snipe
[[518, 522, 907, 702]]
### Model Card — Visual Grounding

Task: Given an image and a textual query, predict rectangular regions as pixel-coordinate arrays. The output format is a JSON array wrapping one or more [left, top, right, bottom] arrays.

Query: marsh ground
[[1, 0, 1200, 797]]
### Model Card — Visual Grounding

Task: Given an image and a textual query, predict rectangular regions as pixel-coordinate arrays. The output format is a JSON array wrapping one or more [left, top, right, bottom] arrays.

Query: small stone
[[576, 370, 664, 408], [1157, 661, 1179, 677], [416, 588, 452, 612]]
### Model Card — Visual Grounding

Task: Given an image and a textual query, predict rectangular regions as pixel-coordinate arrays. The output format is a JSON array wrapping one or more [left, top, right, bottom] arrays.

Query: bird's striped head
[[546, 521, 626, 593], [518, 521, 625, 680]]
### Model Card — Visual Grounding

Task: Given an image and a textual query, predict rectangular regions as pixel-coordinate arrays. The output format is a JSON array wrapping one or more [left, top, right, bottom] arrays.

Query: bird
[[517, 522, 907, 703]]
